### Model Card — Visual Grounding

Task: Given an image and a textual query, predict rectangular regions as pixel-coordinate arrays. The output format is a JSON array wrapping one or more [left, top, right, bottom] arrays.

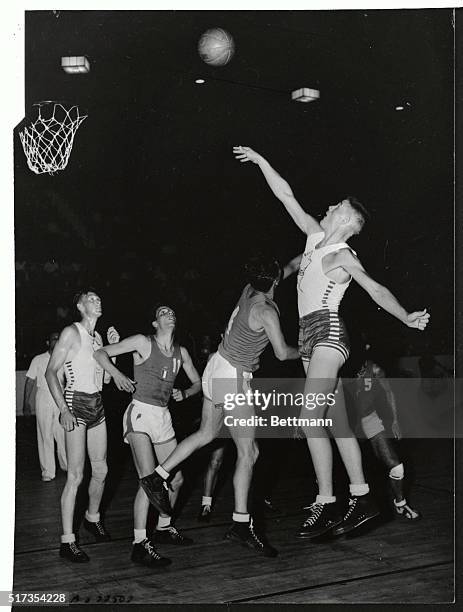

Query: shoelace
[[303, 503, 324, 526], [94, 521, 106, 536], [143, 539, 162, 560], [166, 527, 183, 540], [69, 542, 81, 555], [343, 497, 358, 520], [248, 519, 264, 549]]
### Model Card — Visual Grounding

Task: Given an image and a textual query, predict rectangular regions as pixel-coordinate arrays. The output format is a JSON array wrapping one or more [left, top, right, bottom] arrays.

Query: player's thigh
[[199, 395, 225, 439], [64, 424, 87, 471], [153, 437, 178, 464], [127, 432, 156, 478], [86, 420, 108, 462]]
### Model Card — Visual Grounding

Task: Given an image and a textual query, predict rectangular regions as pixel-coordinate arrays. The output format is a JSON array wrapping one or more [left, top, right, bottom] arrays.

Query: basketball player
[[140, 256, 300, 557], [93, 306, 201, 567], [23, 332, 67, 482], [234, 146, 429, 538], [355, 349, 421, 520], [45, 290, 125, 562]]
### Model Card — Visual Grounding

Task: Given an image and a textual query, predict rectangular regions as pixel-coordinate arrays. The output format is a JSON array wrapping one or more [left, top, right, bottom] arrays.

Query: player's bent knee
[[389, 462, 404, 480], [67, 468, 84, 487], [90, 459, 108, 483]]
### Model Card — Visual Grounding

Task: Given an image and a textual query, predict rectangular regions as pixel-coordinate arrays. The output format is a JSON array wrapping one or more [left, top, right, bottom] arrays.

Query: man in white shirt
[[24, 332, 67, 481]]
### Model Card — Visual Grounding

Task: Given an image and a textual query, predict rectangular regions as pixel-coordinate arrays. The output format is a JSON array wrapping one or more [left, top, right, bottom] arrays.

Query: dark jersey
[[133, 337, 182, 407]]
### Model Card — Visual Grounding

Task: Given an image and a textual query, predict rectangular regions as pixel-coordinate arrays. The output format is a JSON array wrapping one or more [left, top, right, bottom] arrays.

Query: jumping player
[[94, 306, 201, 568], [140, 256, 300, 557], [45, 290, 124, 562], [234, 146, 429, 538]]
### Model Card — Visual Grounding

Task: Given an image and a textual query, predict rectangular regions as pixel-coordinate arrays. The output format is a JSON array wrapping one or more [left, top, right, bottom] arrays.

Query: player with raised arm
[[137, 256, 300, 557], [45, 289, 124, 562], [94, 306, 201, 568], [234, 146, 429, 538]]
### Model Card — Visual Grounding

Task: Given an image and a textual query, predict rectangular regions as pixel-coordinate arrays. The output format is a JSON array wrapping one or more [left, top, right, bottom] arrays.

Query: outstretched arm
[[94, 334, 145, 393], [255, 304, 300, 361], [283, 253, 303, 279], [332, 249, 430, 330], [172, 347, 202, 402], [233, 146, 321, 235]]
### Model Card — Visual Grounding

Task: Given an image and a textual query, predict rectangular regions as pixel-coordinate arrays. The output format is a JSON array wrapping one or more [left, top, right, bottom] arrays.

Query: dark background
[[14, 9, 454, 370]]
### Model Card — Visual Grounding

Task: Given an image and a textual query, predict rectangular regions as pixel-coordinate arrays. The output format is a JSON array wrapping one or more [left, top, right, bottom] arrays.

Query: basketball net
[[19, 103, 87, 175]]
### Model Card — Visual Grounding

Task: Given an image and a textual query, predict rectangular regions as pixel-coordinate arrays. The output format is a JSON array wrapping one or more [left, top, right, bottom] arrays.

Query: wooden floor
[[13, 419, 454, 604]]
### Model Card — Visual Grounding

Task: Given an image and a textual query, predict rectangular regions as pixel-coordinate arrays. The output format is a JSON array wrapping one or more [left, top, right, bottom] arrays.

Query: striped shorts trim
[[63, 390, 105, 429], [299, 309, 350, 364]]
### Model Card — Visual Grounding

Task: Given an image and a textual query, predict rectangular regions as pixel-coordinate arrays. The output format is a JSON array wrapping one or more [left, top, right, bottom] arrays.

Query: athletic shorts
[[298, 309, 350, 364], [123, 399, 175, 445], [361, 410, 385, 439], [63, 390, 105, 429], [202, 351, 253, 408]]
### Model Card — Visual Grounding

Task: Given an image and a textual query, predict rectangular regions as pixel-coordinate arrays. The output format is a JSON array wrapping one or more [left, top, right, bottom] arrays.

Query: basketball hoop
[[19, 102, 87, 175]]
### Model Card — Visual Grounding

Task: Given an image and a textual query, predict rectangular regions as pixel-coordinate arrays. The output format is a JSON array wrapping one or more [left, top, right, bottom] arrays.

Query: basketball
[[198, 28, 235, 67]]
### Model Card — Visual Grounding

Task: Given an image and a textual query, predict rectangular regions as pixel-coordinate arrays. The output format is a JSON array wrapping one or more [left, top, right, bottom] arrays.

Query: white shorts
[[361, 410, 385, 440], [123, 399, 175, 445], [202, 351, 253, 407]]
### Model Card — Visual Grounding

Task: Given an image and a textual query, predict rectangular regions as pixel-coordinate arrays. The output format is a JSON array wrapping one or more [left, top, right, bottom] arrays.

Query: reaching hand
[[391, 419, 402, 440], [60, 408, 77, 432], [107, 326, 120, 345], [405, 309, 430, 330], [233, 146, 261, 164], [112, 370, 136, 393]]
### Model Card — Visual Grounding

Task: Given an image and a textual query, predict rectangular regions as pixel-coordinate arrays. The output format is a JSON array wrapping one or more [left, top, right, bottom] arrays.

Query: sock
[[85, 510, 100, 523], [157, 515, 171, 530], [155, 465, 170, 480], [349, 483, 369, 497], [133, 529, 146, 544], [61, 533, 76, 544], [315, 495, 336, 504], [394, 498, 407, 507], [202, 496, 212, 507], [232, 512, 250, 523]]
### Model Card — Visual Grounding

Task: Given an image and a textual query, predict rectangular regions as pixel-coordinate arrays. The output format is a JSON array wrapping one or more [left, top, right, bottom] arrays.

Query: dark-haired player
[[234, 146, 429, 539], [46, 290, 124, 562], [142, 256, 300, 557], [94, 306, 201, 568]]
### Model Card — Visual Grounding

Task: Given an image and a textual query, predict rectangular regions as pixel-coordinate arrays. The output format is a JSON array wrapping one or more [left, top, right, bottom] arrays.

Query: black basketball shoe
[[139, 472, 172, 516], [153, 526, 194, 546], [332, 494, 380, 536], [131, 538, 172, 568], [83, 518, 111, 542], [224, 519, 278, 558], [297, 502, 344, 539], [59, 542, 90, 563], [197, 505, 212, 522]]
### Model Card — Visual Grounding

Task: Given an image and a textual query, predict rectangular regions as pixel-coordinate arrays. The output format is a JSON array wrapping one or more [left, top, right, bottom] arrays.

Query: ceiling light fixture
[[195, 78, 205, 84], [291, 87, 320, 103]]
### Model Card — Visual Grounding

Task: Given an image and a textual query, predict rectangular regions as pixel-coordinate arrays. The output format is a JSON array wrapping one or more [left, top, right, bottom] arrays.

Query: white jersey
[[26, 352, 64, 404], [297, 231, 354, 317], [63, 322, 104, 394]]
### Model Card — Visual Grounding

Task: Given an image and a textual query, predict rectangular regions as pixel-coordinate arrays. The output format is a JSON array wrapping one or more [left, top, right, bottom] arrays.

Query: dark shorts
[[63, 390, 105, 429], [299, 309, 350, 364]]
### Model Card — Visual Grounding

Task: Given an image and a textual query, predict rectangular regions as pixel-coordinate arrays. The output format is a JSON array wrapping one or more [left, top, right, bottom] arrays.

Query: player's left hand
[[391, 419, 402, 440], [107, 326, 120, 344], [172, 388, 185, 402], [405, 309, 430, 330], [233, 146, 261, 164]]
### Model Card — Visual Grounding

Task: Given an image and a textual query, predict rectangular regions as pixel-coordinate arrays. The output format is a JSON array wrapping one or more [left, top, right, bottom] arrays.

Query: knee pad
[[389, 462, 404, 480], [90, 459, 108, 483]]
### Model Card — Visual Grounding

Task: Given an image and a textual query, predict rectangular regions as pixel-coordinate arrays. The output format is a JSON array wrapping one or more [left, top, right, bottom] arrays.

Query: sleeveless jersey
[[133, 337, 183, 407], [297, 231, 354, 317], [218, 284, 280, 372], [64, 322, 104, 394]]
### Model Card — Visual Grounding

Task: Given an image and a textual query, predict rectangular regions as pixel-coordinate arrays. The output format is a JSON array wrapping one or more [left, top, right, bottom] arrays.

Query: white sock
[[155, 465, 170, 480], [85, 510, 100, 523], [133, 529, 146, 544], [61, 533, 76, 544], [232, 512, 250, 523], [394, 498, 407, 507], [349, 483, 369, 497], [202, 496, 212, 507], [315, 495, 336, 504], [157, 515, 171, 530]]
